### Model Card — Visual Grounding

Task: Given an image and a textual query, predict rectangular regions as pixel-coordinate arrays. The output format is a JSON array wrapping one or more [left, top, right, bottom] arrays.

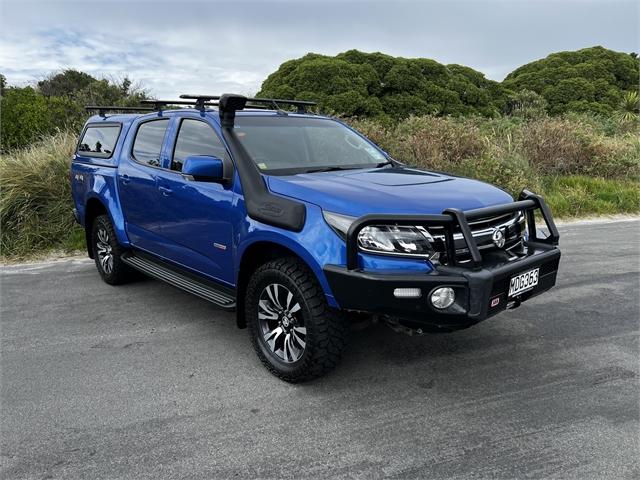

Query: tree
[[1, 71, 148, 152], [37, 69, 96, 97], [503, 46, 640, 115], [0, 74, 6, 96], [258, 50, 507, 119]]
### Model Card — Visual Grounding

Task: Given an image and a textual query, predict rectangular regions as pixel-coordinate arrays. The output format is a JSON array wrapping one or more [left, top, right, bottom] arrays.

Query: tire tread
[[246, 257, 349, 382], [91, 214, 131, 285]]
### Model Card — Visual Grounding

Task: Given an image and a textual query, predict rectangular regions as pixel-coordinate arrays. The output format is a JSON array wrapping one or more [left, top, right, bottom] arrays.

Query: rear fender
[[78, 167, 130, 248]]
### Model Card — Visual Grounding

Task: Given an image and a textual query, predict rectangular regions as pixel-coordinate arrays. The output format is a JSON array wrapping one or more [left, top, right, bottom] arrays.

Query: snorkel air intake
[[217, 94, 307, 232]]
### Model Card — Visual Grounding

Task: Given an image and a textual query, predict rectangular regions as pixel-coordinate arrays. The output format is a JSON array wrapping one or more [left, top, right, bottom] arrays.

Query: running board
[[122, 252, 236, 310]]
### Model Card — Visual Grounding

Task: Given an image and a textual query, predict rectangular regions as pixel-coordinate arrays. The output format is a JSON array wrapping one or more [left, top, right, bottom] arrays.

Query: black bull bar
[[345, 190, 560, 270]]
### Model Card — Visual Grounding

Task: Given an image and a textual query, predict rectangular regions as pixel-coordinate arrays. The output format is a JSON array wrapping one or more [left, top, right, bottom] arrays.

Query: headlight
[[358, 225, 435, 256], [323, 211, 436, 258]]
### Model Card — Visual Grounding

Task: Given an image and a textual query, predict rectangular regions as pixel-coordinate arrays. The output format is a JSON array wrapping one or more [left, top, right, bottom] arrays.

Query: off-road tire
[[245, 257, 349, 382], [91, 214, 131, 285]]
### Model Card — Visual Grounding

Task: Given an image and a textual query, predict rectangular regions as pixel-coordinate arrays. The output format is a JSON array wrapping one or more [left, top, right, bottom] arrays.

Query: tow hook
[[380, 315, 426, 336], [506, 298, 522, 310]]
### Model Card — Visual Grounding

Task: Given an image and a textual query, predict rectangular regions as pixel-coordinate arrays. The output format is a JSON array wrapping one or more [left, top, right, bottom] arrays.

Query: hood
[[266, 167, 513, 217]]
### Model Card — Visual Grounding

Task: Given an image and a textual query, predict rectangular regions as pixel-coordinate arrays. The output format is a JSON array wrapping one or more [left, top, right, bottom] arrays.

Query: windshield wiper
[[305, 166, 362, 173], [375, 160, 393, 168]]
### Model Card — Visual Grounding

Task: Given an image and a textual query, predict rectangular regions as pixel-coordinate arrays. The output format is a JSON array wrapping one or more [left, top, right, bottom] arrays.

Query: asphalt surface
[[1, 219, 638, 479]]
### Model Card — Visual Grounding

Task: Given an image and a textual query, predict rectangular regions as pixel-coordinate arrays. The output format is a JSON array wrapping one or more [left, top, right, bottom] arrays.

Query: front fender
[[235, 203, 343, 307]]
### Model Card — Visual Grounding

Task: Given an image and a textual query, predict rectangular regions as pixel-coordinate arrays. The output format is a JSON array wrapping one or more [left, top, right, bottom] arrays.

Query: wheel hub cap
[[258, 283, 306, 363], [96, 228, 114, 274]]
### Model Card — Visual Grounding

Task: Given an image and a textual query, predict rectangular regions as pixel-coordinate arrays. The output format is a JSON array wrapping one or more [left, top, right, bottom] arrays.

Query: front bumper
[[324, 190, 561, 330], [325, 244, 560, 330]]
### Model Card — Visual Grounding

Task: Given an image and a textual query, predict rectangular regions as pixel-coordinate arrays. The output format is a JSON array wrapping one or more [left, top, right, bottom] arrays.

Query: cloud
[[0, 0, 637, 97]]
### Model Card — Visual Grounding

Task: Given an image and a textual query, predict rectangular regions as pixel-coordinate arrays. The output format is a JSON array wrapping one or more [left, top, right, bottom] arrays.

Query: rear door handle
[[158, 186, 173, 196], [120, 174, 130, 185]]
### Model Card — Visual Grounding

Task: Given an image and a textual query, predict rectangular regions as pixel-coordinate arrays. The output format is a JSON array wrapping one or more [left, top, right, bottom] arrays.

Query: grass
[[540, 175, 640, 218], [1, 114, 638, 260], [0, 131, 85, 259]]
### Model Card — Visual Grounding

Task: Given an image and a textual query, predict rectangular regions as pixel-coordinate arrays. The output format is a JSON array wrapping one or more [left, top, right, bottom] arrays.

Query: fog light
[[430, 287, 455, 309], [394, 288, 422, 299]]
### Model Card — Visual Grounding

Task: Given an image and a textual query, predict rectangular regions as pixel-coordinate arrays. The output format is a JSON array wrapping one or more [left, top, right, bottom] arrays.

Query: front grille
[[428, 211, 526, 262], [467, 212, 514, 230]]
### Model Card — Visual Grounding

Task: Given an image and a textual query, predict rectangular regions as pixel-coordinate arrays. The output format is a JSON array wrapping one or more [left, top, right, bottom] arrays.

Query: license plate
[[508, 268, 539, 297]]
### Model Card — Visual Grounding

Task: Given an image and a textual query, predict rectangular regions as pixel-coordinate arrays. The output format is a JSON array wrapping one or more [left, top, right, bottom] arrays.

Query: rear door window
[[132, 119, 170, 167], [77, 124, 121, 158]]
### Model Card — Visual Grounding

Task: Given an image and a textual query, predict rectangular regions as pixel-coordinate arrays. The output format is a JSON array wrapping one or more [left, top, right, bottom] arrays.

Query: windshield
[[233, 116, 387, 173]]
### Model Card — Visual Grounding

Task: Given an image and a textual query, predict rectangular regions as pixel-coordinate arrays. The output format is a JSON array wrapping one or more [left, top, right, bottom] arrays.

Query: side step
[[122, 251, 236, 310]]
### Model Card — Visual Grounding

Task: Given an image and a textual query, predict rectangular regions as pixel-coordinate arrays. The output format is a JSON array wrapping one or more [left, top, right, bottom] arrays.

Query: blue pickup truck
[[71, 94, 561, 382]]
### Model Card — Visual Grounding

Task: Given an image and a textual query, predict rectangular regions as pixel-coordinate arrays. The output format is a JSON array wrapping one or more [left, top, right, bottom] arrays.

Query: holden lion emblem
[[492, 228, 506, 248]]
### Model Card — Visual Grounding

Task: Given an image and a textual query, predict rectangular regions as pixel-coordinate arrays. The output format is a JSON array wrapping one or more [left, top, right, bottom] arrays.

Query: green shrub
[[459, 151, 538, 197], [520, 116, 640, 178], [351, 115, 487, 172], [0, 87, 82, 152], [352, 114, 639, 213], [505, 89, 548, 119]]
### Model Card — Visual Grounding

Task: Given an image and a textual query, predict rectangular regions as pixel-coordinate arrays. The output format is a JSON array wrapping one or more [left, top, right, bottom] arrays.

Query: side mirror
[[182, 155, 225, 182]]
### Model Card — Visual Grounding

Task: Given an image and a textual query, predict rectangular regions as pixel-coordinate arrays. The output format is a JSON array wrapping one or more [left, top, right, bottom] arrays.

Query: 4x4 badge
[[492, 228, 505, 248]]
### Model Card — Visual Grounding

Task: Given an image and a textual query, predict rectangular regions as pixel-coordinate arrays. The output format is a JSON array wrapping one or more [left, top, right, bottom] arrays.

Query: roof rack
[[180, 94, 316, 114], [85, 105, 156, 116], [140, 99, 218, 110], [140, 98, 272, 111], [179, 95, 220, 110], [85, 94, 318, 121]]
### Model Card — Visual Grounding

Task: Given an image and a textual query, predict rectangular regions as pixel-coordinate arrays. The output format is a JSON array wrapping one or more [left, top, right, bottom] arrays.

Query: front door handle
[[120, 174, 130, 185], [158, 186, 173, 196]]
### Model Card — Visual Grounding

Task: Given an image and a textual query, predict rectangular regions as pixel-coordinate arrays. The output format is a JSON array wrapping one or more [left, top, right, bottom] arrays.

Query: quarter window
[[132, 119, 170, 167], [77, 125, 121, 158], [172, 119, 229, 171]]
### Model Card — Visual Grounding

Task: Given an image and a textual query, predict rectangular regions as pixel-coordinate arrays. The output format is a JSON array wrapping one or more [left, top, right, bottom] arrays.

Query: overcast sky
[[1, 0, 637, 98]]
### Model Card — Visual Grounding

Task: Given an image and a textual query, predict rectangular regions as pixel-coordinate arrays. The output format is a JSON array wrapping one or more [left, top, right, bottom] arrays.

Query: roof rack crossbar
[[244, 103, 271, 110], [213, 93, 320, 127], [180, 94, 316, 113], [180, 94, 221, 101], [140, 99, 218, 110], [86, 99, 275, 117], [85, 105, 156, 116], [246, 97, 316, 114], [180, 94, 221, 110]]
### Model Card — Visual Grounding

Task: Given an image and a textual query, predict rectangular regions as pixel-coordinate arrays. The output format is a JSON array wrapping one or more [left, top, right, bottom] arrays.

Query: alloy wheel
[[96, 227, 114, 275], [258, 283, 307, 363]]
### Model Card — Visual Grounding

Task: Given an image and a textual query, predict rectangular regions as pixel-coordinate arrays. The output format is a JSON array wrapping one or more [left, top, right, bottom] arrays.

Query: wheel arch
[[83, 195, 129, 258], [235, 240, 335, 329], [84, 198, 108, 258]]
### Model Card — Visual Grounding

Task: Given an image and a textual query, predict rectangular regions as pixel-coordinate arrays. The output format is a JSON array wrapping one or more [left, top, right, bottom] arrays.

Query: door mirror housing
[[182, 155, 226, 182]]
